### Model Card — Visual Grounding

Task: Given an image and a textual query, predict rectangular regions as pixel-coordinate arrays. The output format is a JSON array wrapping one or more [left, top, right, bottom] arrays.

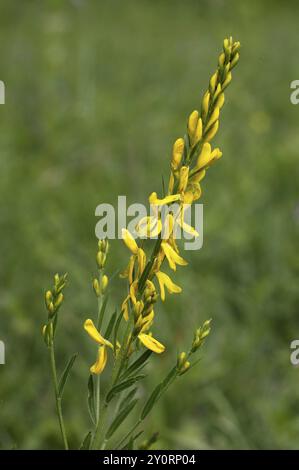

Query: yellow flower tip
[[161, 242, 188, 271], [204, 120, 219, 143], [90, 346, 107, 375], [121, 228, 138, 255], [138, 333, 165, 354]]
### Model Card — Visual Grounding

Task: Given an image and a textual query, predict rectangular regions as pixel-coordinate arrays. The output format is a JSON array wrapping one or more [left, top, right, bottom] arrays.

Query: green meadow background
[[1, 0, 299, 449]]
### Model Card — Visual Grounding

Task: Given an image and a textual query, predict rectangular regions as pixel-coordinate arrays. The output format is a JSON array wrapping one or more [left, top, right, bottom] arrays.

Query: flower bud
[[101, 275, 109, 294], [93, 278, 101, 297], [178, 361, 191, 376]]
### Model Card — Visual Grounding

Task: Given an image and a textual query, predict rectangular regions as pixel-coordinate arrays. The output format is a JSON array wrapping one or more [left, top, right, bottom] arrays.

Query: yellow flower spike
[[138, 333, 165, 354], [122, 228, 139, 255], [84, 319, 113, 348], [178, 166, 189, 193], [161, 241, 188, 271], [201, 91, 210, 120], [149, 192, 181, 206], [206, 106, 220, 131], [90, 346, 107, 375], [155, 271, 182, 302], [171, 138, 185, 171], [204, 120, 219, 143], [136, 216, 162, 238]]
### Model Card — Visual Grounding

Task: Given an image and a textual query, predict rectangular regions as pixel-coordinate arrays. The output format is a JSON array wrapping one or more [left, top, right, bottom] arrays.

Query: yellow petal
[[149, 192, 181, 206], [161, 242, 188, 271], [188, 110, 199, 139], [156, 271, 182, 301], [204, 120, 219, 142], [171, 138, 184, 171], [138, 333, 165, 354], [177, 218, 199, 237], [90, 346, 107, 375], [122, 228, 138, 255], [121, 295, 130, 321], [140, 310, 155, 333], [136, 216, 162, 238], [84, 319, 113, 348], [196, 143, 211, 170], [178, 166, 189, 193], [190, 169, 206, 184]]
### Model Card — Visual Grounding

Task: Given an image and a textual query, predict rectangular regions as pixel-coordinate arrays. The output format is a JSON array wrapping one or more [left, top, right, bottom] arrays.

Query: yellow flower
[[161, 241, 188, 271], [122, 228, 138, 255], [196, 143, 222, 170], [188, 110, 202, 147], [149, 192, 181, 206], [138, 333, 165, 354], [178, 166, 189, 193], [84, 319, 113, 375], [155, 271, 182, 301]]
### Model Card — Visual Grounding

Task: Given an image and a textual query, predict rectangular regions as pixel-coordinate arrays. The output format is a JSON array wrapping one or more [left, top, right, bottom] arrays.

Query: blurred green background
[[1, 0, 299, 450]]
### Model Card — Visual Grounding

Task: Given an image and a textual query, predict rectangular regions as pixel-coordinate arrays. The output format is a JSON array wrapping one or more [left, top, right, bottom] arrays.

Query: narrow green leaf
[[119, 387, 138, 412], [104, 310, 117, 340], [141, 366, 177, 420], [79, 431, 92, 450], [105, 399, 138, 440], [141, 383, 163, 420], [97, 295, 109, 330], [58, 353, 77, 397], [121, 430, 144, 450], [106, 376, 144, 403], [87, 375, 96, 425], [121, 350, 152, 379]]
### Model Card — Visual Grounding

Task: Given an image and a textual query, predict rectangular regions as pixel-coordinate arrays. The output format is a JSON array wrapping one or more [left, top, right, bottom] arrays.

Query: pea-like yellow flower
[[136, 216, 162, 238], [155, 271, 182, 301], [161, 241, 188, 271], [122, 228, 138, 254], [171, 138, 185, 172], [149, 192, 181, 206], [84, 319, 113, 375], [196, 143, 222, 171], [138, 333, 165, 354]]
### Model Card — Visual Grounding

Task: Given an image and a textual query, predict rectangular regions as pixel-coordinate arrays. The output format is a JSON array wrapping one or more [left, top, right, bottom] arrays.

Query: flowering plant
[[43, 37, 240, 450]]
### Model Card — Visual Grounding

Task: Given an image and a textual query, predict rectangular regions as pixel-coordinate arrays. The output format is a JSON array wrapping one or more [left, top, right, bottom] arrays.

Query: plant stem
[[49, 342, 69, 450], [115, 419, 142, 449]]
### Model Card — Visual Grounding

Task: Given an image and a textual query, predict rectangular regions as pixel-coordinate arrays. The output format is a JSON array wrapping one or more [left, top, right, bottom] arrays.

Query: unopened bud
[[177, 351, 187, 369], [178, 361, 191, 376], [93, 278, 101, 297], [96, 251, 106, 269], [101, 275, 109, 294]]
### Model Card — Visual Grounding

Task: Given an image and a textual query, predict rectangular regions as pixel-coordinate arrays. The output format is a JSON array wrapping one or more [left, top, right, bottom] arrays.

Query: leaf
[[141, 366, 177, 420], [104, 310, 117, 340], [79, 431, 92, 450], [97, 295, 109, 330], [119, 387, 138, 412], [105, 399, 138, 439], [141, 383, 163, 420], [106, 376, 145, 403], [87, 375, 96, 425], [58, 353, 77, 397], [121, 349, 152, 379], [121, 430, 144, 450]]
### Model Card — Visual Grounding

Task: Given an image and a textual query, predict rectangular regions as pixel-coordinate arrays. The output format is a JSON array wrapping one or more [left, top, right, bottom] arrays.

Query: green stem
[[115, 419, 142, 450], [49, 343, 69, 450]]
